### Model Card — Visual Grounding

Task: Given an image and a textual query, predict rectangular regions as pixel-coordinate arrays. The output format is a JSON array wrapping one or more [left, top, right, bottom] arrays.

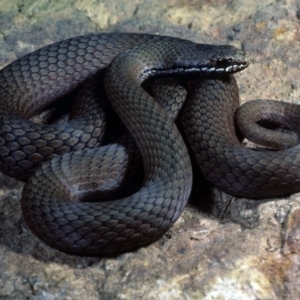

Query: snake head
[[192, 43, 250, 74], [121, 41, 250, 83]]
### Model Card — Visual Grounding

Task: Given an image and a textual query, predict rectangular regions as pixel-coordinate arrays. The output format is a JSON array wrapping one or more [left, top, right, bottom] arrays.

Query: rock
[[0, 0, 300, 299]]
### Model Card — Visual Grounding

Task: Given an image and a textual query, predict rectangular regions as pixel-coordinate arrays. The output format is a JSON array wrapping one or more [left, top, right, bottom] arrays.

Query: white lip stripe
[[142, 62, 247, 80]]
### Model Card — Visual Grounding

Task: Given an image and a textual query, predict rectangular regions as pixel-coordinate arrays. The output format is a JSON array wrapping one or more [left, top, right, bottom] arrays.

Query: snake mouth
[[205, 59, 249, 74], [140, 61, 249, 81], [140, 58, 250, 81]]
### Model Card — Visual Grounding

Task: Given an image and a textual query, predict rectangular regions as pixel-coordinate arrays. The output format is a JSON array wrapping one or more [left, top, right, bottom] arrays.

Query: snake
[[0, 32, 298, 255]]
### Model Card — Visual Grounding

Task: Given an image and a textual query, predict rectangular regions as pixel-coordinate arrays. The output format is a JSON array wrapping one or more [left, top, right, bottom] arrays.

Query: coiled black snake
[[0, 33, 298, 255]]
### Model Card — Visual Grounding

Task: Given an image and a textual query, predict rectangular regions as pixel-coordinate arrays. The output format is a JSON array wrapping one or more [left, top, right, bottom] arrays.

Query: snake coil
[[2, 33, 298, 255]]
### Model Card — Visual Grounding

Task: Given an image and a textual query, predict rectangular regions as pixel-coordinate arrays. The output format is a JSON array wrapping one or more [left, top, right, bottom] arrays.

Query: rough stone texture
[[0, 0, 300, 299]]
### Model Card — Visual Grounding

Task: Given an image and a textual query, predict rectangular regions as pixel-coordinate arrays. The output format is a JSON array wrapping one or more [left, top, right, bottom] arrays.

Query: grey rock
[[1, 0, 300, 299]]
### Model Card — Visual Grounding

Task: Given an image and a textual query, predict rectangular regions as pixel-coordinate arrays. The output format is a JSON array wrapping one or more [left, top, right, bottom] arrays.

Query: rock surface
[[1, 0, 300, 299]]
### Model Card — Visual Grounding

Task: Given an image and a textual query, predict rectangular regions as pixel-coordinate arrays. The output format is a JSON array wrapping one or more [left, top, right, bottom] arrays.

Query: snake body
[[181, 76, 300, 198], [1, 32, 298, 255]]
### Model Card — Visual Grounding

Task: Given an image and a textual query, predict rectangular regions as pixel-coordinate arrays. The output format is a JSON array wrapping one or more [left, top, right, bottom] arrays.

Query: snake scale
[[0, 33, 299, 255]]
